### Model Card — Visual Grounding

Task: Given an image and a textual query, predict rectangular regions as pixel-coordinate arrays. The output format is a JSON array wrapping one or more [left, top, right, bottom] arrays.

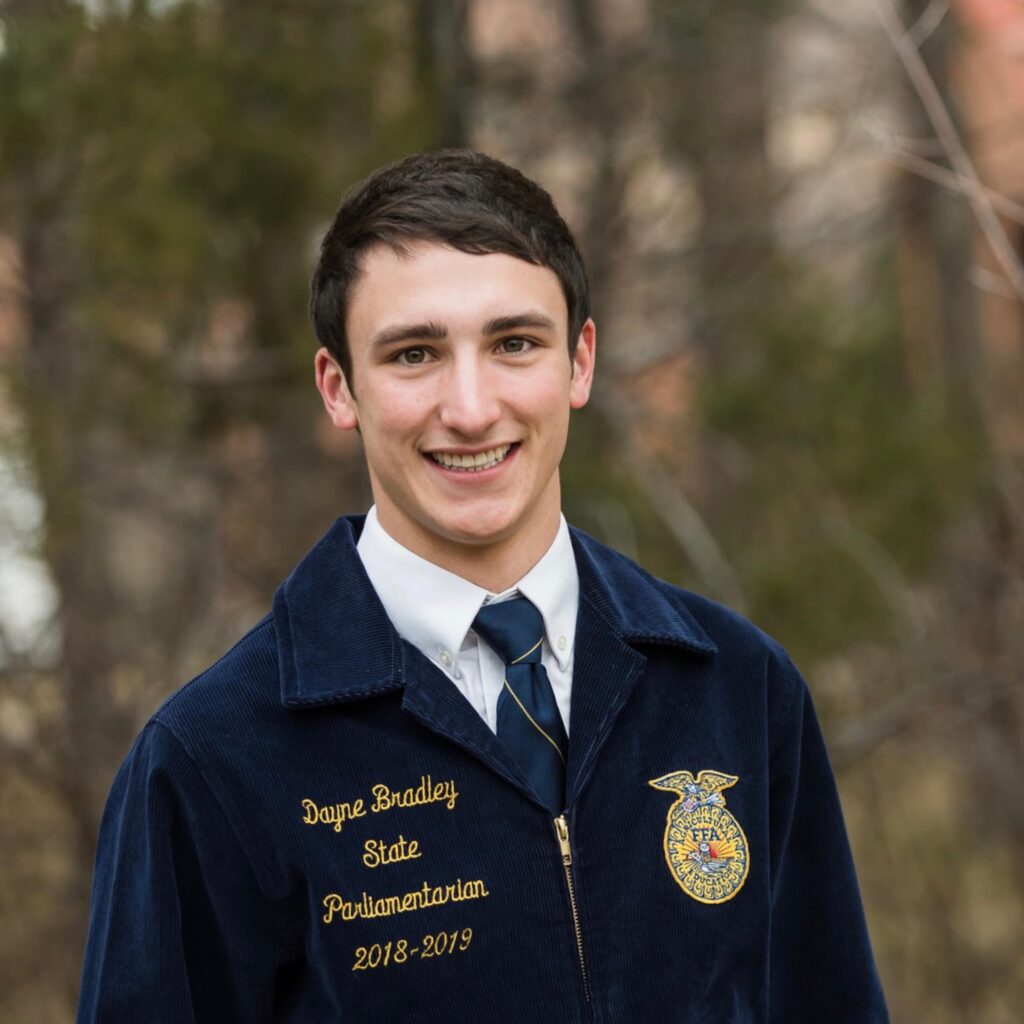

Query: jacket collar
[[275, 515, 716, 708], [568, 527, 717, 656]]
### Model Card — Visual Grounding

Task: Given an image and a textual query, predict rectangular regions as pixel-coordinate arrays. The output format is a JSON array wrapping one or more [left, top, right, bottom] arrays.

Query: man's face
[[315, 241, 595, 569]]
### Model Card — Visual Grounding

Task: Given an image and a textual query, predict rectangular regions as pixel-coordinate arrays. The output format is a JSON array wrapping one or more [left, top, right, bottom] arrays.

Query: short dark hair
[[309, 149, 590, 385]]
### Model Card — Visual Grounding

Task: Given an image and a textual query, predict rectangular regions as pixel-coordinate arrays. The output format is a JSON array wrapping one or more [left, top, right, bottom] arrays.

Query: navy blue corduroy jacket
[[77, 516, 889, 1023]]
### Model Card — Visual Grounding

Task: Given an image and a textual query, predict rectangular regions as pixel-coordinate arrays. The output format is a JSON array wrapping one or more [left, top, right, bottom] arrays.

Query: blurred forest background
[[0, 0, 1022, 1020]]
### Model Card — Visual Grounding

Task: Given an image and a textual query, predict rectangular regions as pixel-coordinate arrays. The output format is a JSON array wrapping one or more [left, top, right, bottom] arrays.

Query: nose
[[438, 351, 502, 437]]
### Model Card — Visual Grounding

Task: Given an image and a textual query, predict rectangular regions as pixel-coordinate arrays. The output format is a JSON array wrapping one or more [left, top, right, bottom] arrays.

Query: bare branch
[[876, 0, 1024, 303], [595, 388, 748, 611], [906, 0, 949, 49], [820, 504, 925, 637], [830, 661, 1020, 769], [880, 146, 1024, 227], [970, 265, 1021, 300]]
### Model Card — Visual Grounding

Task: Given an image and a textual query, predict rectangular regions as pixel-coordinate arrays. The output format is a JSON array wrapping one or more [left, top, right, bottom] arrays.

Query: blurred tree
[[414, 0, 474, 147], [653, 0, 781, 370], [0, 0, 451, 1015]]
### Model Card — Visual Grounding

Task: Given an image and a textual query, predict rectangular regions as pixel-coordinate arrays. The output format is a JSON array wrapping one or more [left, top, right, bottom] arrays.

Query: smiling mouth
[[427, 443, 514, 472]]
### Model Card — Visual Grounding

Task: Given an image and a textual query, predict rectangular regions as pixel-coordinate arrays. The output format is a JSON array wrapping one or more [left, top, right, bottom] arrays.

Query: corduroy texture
[[77, 516, 889, 1023]]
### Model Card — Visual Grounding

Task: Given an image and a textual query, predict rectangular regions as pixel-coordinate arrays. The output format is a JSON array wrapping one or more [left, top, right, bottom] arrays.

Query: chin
[[433, 507, 523, 548], [439, 520, 518, 549]]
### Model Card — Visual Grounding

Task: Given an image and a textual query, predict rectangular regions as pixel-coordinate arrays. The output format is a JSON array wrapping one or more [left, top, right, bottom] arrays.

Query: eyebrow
[[369, 320, 448, 350], [482, 311, 559, 335], [368, 310, 559, 351]]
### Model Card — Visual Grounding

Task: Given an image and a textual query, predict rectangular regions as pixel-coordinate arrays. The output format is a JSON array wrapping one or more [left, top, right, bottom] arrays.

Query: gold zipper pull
[[554, 814, 572, 866]]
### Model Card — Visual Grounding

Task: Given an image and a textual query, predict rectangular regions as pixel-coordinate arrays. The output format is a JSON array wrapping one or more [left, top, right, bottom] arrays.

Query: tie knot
[[472, 597, 545, 666]]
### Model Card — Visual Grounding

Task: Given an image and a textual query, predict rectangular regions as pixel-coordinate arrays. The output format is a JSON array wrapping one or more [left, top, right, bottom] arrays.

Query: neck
[[373, 496, 562, 593], [430, 527, 559, 593]]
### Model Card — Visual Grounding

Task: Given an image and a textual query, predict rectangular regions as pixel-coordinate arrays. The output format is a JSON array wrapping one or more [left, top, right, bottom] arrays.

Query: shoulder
[[114, 613, 291, 868], [656, 577, 806, 720], [149, 612, 280, 752], [570, 525, 804, 712], [571, 525, 786, 658], [657, 576, 791, 667]]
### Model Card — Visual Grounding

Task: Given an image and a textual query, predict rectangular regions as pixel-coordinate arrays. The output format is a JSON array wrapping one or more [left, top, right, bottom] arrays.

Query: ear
[[315, 347, 359, 430], [569, 318, 596, 410]]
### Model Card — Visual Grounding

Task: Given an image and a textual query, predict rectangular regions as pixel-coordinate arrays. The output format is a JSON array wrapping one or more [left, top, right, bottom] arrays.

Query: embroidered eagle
[[648, 769, 738, 809]]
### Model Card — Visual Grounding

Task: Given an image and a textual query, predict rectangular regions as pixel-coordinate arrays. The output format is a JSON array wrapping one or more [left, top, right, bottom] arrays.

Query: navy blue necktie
[[472, 597, 567, 811]]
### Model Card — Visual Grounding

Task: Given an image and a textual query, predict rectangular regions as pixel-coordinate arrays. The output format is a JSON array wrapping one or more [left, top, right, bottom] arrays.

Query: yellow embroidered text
[[371, 775, 459, 813], [362, 835, 422, 869], [301, 797, 367, 833], [322, 878, 490, 924], [351, 928, 473, 971]]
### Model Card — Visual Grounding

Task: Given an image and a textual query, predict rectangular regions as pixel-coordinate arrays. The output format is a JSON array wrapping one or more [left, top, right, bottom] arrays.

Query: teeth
[[430, 444, 512, 471]]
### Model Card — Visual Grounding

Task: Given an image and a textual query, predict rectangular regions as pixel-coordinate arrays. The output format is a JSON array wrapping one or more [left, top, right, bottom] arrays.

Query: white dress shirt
[[356, 505, 578, 735]]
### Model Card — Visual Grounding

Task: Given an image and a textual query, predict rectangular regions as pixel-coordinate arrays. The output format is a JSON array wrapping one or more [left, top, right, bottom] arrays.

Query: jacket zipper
[[554, 814, 592, 1007]]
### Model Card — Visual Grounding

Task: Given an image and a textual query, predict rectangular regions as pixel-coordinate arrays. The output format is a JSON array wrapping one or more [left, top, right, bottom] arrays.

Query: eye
[[496, 336, 534, 355], [395, 347, 433, 366]]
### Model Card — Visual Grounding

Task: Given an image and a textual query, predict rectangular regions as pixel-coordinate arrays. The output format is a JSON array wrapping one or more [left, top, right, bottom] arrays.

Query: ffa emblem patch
[[648, 770, 750, 905]]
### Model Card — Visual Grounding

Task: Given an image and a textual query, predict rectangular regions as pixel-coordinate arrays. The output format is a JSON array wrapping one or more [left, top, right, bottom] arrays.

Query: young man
[[78, 150, 889, 1022]]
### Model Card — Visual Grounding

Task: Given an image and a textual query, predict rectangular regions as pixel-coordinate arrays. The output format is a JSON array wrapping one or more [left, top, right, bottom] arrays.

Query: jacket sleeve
[[77, 720, 292, 1023], [767, 654, 889, 1023]]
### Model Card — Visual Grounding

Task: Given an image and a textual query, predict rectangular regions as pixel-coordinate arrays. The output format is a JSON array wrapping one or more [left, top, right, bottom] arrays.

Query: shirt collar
[[357, 506, 578, 674], [507, 516, 577, 671], [357, 506, 486, 677]]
